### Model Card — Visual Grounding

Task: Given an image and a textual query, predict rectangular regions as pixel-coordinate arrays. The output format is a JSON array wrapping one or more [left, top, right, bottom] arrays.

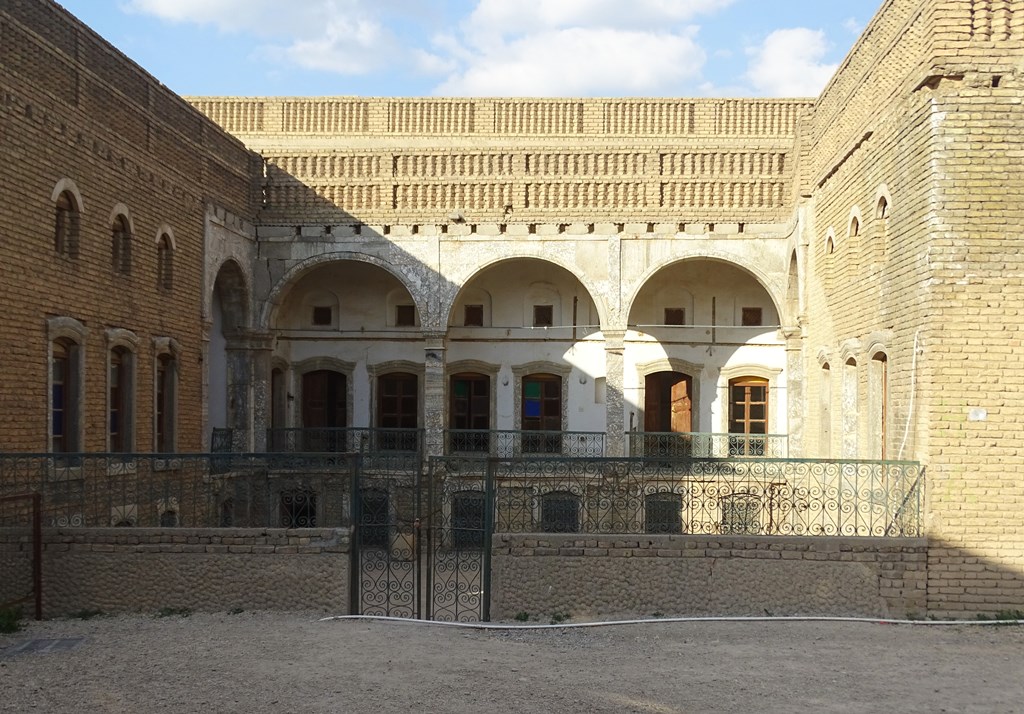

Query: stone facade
[[491, 534, 928, 619], [2, 0, 1024, 617], [0, 527, 349, 615]]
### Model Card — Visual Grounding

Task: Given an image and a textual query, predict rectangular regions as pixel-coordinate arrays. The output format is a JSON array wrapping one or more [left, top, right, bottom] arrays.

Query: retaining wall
[[0, 527, 351, 616], [491, 534, 928, 620]]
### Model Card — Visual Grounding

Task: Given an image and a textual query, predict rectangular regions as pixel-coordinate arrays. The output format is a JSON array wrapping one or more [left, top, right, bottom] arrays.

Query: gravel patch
[[1, 612, 1023, 713]]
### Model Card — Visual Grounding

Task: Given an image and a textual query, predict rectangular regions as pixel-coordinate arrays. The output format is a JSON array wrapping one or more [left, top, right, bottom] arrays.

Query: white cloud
[[125, 0, 398, 74], [466, 0, 735, 37], [434, 27, 706, 96], [745, 28, 838, 97]]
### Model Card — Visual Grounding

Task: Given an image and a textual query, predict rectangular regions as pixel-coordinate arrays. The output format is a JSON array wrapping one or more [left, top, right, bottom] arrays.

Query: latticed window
[[112, 215, 132, 274], [728, 377, 768, 456], [721, 495, 762, 535], [54, 191, 80, 258], [645, 493, 682, 534], [157, 234, 173, 292], [452, 491, 486, 548], [359, 489, 389, 547], [541, 491, 580, 533], [279, 489, 316, 528], [450, 373, 490, 453]]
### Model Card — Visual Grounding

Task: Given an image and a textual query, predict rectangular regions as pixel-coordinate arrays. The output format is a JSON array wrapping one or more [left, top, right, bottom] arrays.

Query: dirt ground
[[1, 611, 1023, 713]]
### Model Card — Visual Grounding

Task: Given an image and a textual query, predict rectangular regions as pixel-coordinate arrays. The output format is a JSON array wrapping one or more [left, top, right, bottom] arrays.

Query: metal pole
[[348, 453, 361, 616], [32, 492, 42, 621], [483, 458, 495, 622]]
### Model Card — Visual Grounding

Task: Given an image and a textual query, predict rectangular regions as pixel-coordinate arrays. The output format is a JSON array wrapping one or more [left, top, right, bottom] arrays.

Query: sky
[[55, 0, 883, 98]]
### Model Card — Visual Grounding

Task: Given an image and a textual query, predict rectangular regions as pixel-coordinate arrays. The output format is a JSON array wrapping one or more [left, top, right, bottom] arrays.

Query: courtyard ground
[[1, 611, 1022, 713]]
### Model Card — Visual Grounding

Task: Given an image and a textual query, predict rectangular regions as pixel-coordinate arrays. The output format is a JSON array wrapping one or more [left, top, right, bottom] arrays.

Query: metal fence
[[446, 430, 605, 457], [0, 453, 923, 538], [430, 457, 924, 538], [627, 432, 789, 458]]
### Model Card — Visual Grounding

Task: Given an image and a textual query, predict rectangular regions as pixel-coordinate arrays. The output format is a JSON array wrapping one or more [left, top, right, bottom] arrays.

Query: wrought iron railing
[[431, 457, 924, 538], [267, 427, 423, 454], [0, 453, 923, 538], [0, 453, 359, 529], [628, 432, 789, 458], [445, 430, 605, 458]]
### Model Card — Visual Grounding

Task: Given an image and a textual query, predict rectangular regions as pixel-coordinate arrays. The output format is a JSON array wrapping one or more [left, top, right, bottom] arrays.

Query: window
[[820, 363, 832, 458], [155, 353, 177, 452], [741, 307, 763, 327], [112, 215, 132, 274], [522, 374, 561, 453], [311, 306, 332, 326], [377, 373, 418, 450], [728, 377, 768, 456], [109, 347, 134, 452], [395, 304, 416, 327], [301, 370, 347, 451], [876, 196, 889, 220], [849, 216, 860, 238], [450, 373, 490, 453], [870, 353, 888, 459], [664, 308, 686, 326], [51, 338, 81, 452], [541, 491, 580, 533], [157, 234, 173, 292], [645, 493, 682, 534], [532, 304, 553, 327], [54, 191, 80, 258], [464, 304, 484, 327]]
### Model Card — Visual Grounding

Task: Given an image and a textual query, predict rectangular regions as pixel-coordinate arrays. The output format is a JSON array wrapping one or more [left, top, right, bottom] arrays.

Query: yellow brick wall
[[0, 1, 257, 452]]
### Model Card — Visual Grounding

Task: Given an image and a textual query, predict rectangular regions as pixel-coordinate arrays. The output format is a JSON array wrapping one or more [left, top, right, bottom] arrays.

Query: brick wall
[[0, 1, 258, 452]]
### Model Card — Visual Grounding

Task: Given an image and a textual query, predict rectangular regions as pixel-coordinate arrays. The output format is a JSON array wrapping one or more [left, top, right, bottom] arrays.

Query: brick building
[[1, 0, 1023, 616]]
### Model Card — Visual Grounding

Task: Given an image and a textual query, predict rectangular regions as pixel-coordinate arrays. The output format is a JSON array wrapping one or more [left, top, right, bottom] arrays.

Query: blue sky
[[56, 0, 882, 98]]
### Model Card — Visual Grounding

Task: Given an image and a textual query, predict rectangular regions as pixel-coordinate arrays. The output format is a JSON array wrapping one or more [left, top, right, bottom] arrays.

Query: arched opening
[[642, 371, 693, 457], [786, 250, 799, 323], [210, 261, 250, 442]]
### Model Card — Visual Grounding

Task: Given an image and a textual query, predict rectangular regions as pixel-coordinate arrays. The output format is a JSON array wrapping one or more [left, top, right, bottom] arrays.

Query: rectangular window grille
[[721, 495, 761, 535], [541, 492, 580, 533], [533, 304, 553, 327], [645, 493, 683, 534], [741, 307, 763, 326], [464, 304, 484, 326], [311, 306, 332, 326], [664, 308, 686, 325], [395, 304, 416, 326]]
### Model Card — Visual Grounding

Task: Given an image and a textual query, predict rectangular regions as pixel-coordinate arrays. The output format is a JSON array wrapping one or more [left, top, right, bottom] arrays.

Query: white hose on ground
[[319, 614, 1023, 629]]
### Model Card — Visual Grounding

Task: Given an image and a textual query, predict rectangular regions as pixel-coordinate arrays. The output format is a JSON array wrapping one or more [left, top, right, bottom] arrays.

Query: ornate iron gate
[[350, 457, 493, 622]]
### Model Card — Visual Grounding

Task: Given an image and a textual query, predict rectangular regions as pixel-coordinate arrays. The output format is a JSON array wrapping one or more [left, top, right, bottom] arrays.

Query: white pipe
[[320, 614, 1023, 629]]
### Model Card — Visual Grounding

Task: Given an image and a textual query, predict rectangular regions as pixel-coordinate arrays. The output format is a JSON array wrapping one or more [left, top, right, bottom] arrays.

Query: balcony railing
[[445, 430, 605, 458], [267, 428, 423, 454], [628, 432, 789, 458]]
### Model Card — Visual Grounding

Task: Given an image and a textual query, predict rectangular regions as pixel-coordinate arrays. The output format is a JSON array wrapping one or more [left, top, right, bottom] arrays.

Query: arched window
[[155, 352, 177, 452], [112, 215, 132, 274], [109, 346, 134, 452], [849, 216, 860, 238], [157, 234, 174, 292], [876, 195, 889, 220], [55, 191, 80, 258], [870, 352, 888, 459], [819, 363, 832, 458], [51, 338, 81, 452]]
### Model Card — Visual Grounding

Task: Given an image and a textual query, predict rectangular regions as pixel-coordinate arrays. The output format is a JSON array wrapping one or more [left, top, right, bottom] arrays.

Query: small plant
[[514, 611, 530, 622], [228, 607, 244, 615], [70, 608, 106, 620], [0, 605, 23, 634], [995, 609, 1024, 621], [156, 607, 192, 618], [549, 611, 570, 625], [652, 612, 665, 619]]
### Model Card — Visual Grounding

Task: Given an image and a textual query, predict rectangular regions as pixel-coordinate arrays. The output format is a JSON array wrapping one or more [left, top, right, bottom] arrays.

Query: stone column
[[603, 330, 626, 457], [225, 330, 274, 452], [423, 332, 447, 460], [782, 325, 804, 458]]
